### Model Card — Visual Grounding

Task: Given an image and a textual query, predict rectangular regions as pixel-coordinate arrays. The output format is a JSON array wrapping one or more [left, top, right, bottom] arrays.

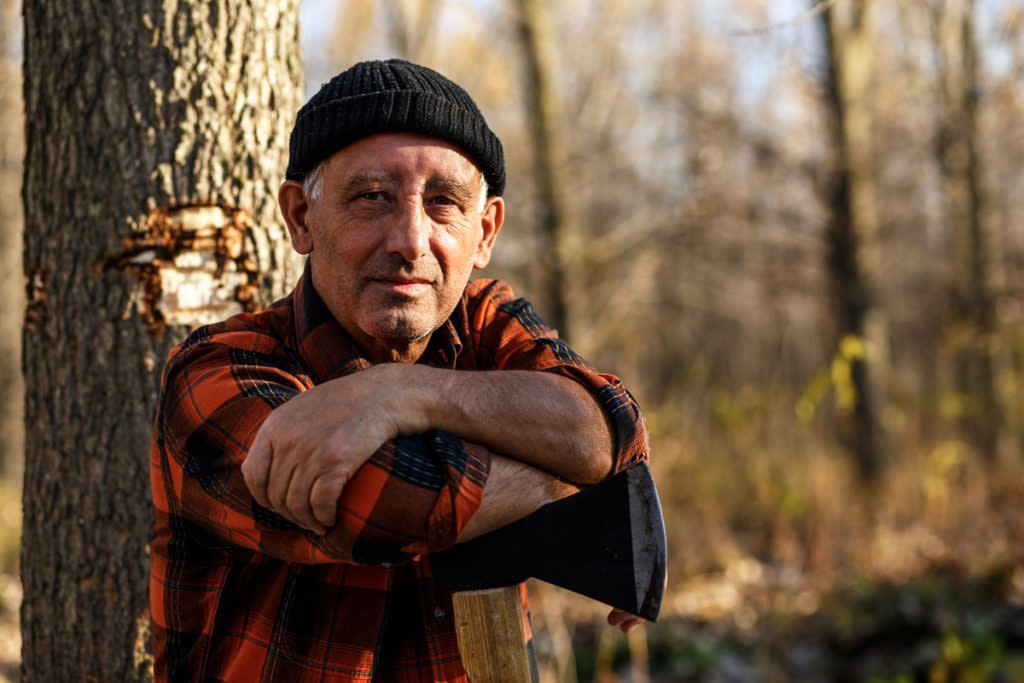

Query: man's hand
[[607, 608, 645, 633], [607, 568, 666, 632], [241, 364, 428, 534]]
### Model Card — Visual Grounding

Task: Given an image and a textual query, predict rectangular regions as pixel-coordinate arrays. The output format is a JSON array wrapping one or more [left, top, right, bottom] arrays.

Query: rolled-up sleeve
[[467, 279, 650, 475], [152, 330, 491, 566]]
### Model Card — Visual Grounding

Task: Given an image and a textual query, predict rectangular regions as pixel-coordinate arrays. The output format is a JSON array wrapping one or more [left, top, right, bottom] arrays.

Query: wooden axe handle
[[452, 586, 532, 681]]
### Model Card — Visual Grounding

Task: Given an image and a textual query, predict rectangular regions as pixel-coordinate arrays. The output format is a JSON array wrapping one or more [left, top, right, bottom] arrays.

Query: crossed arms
[[240, 364, 614, 537], [153, 283, 648, 568]]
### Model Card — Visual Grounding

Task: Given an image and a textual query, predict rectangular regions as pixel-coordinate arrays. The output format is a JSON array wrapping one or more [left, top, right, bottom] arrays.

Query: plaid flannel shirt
[[150, 263, 649, 682]]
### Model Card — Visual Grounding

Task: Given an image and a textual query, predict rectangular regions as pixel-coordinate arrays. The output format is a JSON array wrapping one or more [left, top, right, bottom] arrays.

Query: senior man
[[150, 59, 649, 682]]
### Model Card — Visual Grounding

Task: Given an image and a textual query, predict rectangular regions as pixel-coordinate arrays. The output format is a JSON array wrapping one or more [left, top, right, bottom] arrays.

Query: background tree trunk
[[934, 0, 1006, 461], [0, 0, 23, 478], [384, 0, 437, 63], [821, 0, 887, 483], [20, 1, 302, 679], [516, 0, 573, 339]]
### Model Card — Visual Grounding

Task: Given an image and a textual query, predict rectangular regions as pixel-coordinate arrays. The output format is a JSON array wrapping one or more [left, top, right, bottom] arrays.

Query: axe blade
[[429, 463, 667, 621]]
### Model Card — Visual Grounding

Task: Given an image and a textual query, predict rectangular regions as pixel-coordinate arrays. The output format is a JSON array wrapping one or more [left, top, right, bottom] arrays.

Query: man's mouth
[[370, 276, 433, 297]]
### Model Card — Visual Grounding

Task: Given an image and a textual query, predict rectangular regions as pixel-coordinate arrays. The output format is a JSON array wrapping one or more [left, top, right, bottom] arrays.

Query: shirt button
[[433, 607, 446, 622]]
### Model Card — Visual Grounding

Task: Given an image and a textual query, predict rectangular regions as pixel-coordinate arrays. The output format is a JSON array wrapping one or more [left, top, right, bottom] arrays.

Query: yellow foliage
[[923, 441, 965, 515], [796, 334, 872, 421], [796, 369, 831, 424], [930, 441, 964, 475], [940, 392, 969, 419], [839, 334, 868, 361]]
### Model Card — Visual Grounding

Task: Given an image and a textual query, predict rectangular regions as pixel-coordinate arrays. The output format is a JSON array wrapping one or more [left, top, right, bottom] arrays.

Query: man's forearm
[[457, 454, 579, 541], [453, 454, 649, 633], [405, 366, 615, 485]]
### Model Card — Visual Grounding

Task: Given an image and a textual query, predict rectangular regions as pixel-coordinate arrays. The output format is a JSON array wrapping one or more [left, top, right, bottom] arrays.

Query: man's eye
[[430, 196, 457, 206], [360, 191, 386, 201]]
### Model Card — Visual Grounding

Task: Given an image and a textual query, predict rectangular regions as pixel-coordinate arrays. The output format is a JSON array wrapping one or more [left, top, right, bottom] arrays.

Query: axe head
[[429, 463, 667, 621]]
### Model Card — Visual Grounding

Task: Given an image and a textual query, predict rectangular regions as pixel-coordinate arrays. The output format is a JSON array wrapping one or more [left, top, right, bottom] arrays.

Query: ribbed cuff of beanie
[[286, 91, 505, 195]]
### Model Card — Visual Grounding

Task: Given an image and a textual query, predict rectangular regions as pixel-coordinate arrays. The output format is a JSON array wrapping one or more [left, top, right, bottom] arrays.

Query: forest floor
[[0, 562, 1019, 682], [528, 559, 1024, 682], [0, 545, 1020, 681]]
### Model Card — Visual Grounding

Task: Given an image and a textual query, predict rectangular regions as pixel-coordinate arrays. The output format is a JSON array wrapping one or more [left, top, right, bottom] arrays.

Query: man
[[150, 59, 649, 682]]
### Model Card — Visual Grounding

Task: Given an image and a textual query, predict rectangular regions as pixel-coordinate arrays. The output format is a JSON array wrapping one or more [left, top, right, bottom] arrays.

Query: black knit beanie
[[286, 59, 505, 196]]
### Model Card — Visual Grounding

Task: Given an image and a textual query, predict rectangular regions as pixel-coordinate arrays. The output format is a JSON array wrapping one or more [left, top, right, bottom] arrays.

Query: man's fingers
[[606, 608, 629, 625], [310, 474, 343, 529], [607, 608, 645, 633], [285, 467, 327, 535], [244, 400, 376, 533], [620, 618, 644, 633], [266, 445, 297, 514], [242, 430, 273, 509]]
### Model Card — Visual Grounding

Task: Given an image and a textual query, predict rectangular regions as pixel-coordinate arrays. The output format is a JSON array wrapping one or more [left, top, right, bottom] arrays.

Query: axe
[[429, 463, 667, 681]]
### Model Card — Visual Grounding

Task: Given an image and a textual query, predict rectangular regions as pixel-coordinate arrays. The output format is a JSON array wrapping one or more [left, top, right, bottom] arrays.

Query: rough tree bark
[[935, 0, 1005, 461], [821, 0, 887, 483], [516, 0, 572, 339], [21, 2, 302, 680], [0, 0, 24, 478]]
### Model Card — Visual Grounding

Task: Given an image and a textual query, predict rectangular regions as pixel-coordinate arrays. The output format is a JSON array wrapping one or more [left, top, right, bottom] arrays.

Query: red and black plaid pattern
[[150, 264, 649, 682]]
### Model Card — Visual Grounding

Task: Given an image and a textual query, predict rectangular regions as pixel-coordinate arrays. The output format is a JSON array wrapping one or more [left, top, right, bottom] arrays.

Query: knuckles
[[310, 477, 344, 507], [240, 383, 398, 525]]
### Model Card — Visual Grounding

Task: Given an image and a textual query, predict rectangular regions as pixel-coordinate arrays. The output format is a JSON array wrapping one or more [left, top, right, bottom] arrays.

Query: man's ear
[[279, 180, 314, 255], [473, 196, 505, 270]]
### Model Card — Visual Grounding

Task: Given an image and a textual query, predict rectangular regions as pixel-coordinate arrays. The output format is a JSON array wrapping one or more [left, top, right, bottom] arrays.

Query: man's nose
[[385, 199, 430, 261]]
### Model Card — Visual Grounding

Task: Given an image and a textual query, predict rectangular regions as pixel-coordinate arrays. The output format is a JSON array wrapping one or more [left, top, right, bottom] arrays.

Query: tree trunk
[[935, 0, 1005, 461], [0, 0, 24, 478], [821, 0, 887, 483], [20, 2, 302, 680], [516, 0, 572, 339]]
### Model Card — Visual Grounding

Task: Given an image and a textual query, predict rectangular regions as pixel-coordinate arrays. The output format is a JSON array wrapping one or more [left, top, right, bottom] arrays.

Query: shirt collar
[[421, 317, 462, 369], [292, 260, 463, 382]]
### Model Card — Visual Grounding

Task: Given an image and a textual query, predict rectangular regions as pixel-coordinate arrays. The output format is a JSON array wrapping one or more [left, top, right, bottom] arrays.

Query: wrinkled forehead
[[322, 132, 485, 187]]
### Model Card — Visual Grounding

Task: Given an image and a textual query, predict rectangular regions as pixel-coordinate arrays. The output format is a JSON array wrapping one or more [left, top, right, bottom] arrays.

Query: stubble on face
[[302, 135, 489, 363], [359, 257, 444, 341]]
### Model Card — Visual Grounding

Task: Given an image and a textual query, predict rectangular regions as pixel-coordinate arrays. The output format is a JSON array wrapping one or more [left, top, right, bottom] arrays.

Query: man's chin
[[365, 315, 435, 345]]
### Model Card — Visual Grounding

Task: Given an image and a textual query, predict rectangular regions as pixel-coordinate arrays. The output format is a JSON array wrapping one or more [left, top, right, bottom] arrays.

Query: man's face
[[279, 132, 504, 362]]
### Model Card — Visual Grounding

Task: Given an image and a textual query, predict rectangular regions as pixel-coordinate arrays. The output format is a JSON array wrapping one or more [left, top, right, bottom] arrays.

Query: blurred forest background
[[3, 0, 1024, 680]]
